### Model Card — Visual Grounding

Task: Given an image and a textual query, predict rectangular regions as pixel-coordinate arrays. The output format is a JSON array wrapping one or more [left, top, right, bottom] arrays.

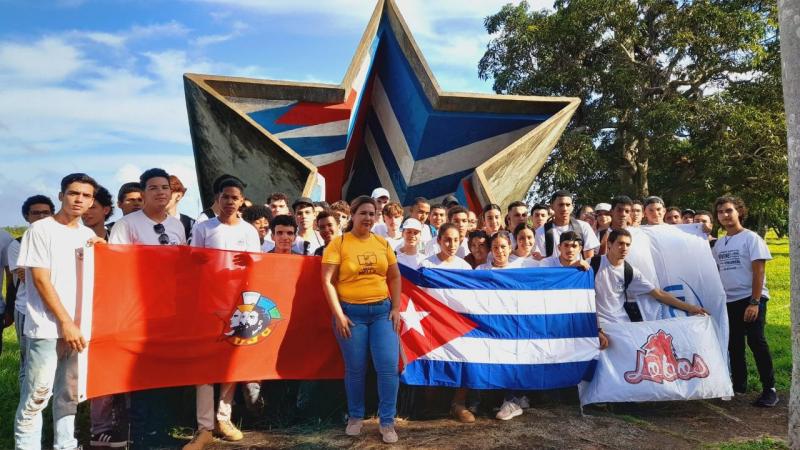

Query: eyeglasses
[[153, 223, 170, 245]]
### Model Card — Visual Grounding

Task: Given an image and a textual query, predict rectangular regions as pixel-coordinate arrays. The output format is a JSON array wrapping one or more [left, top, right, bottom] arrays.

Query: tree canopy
[[479, 0, 786, 233]]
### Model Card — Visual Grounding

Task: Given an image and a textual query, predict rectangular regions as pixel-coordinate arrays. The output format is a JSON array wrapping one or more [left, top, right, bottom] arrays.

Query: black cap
[[443, 195, 460, 207], [292, 197, 314, 211], [682, 208, 696, 216]]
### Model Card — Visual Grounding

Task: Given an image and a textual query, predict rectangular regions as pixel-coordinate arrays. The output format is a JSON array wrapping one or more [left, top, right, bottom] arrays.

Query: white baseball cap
[[594, 203, 612, 213], [401, 218, 423, 231], [371, 187, 390, 200]]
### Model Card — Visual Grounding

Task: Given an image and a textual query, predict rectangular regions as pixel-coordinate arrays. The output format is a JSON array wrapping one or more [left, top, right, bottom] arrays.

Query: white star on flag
[[400, 298, 430, 336]]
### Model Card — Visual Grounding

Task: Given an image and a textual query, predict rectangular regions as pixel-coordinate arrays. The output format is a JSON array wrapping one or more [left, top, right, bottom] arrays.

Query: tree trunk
[[778, 1, 800, 447]]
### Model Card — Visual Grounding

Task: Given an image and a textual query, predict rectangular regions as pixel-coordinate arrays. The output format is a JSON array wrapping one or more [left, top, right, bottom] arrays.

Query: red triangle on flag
[[399, 277, 477, 365]]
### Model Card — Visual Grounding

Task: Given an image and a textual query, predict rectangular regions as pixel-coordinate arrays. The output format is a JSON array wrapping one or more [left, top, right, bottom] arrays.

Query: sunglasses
[[153, 223, 170, 245]]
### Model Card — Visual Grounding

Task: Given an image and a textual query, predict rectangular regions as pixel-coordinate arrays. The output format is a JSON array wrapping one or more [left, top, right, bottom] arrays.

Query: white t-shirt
[[509, 253, 540, 267], [293, 231, 324, 255], [109, 210, 186, 245], [7, 239, 28, 315], [476, 258, 525, 270], [16, 217, 95, 338], [534, 220, 600, 257], [424, 238, 469, 259], [594, 255, 656, 324], [261, 240, 276, 252], [191, 218, 261, 252], [537, 255, 568, 268], [420, 254, 472, 270], [396, 250, 425, 269], [712, 230, 771, 301]]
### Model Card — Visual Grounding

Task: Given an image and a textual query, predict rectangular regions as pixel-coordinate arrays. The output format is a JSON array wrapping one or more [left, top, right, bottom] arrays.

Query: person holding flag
[[321, 196, 403, 444], [184, 177, 262, 450]]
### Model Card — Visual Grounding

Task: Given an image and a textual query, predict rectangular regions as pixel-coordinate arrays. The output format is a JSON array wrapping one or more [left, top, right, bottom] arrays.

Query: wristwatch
[[748, 297, 760, 306]]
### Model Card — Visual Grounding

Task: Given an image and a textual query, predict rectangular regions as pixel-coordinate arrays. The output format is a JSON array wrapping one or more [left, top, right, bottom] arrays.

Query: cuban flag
[[398, 266, 600, 390]]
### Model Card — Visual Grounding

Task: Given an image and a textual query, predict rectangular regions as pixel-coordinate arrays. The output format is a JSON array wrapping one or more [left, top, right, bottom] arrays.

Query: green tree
[[479, 0, 786, 232]]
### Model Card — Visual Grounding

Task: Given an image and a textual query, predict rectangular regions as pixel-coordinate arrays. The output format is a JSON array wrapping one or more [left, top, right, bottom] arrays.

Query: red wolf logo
[[624, 329, 709, 384]]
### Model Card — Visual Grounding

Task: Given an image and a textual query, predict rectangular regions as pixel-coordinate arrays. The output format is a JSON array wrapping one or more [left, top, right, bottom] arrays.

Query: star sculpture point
[[184, 0, 580, 211]]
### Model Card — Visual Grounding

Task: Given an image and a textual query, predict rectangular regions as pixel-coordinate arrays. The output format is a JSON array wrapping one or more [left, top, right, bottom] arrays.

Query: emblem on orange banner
[[223, 291, 282, 346]]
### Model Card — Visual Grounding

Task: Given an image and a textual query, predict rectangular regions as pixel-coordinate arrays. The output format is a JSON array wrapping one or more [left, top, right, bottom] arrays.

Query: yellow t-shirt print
[[357, 252, 378, 275]]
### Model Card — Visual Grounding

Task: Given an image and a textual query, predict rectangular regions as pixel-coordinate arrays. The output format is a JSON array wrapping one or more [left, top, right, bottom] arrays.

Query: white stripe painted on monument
[[273, 120, 349, 139], [306, 149, 347, 167], [364, 128, 400, 201], [422, 336, 599, 365], [372, 77, 415, 182], [409, 124, 537, 186], [227, 98, 296, 114]]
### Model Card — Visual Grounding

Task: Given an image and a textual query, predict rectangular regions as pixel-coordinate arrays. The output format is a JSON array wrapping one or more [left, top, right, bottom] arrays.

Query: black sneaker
[[90, 431, 128, 448], [753, 388, 779, 407]]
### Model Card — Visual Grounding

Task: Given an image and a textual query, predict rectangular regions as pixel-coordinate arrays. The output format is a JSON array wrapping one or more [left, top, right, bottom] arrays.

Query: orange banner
[[84, 244, 343, 399]]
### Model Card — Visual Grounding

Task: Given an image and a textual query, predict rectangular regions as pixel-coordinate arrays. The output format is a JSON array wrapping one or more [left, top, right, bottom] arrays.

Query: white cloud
[[69, 21, 191, 49], [193, 20, 248, 46], [0, 31, 271, 157], [0, 37, 88, 84]]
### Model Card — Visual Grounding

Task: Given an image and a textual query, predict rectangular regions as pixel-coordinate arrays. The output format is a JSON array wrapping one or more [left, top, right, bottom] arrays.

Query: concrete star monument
[[184, 0, 579, 210]]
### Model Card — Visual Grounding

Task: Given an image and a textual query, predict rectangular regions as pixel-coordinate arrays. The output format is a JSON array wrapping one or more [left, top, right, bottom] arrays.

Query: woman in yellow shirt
[[321, 195, 402, 443]]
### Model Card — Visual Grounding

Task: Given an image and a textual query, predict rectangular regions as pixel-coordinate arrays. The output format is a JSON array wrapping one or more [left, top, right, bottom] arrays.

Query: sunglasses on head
[[153, 223, 170, 245]]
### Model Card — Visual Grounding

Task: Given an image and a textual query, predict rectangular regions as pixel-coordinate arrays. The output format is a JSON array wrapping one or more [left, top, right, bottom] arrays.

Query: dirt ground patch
[[202, 390, 788, 449]]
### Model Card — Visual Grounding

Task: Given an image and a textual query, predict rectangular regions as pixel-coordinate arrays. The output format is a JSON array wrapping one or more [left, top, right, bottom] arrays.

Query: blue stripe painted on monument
[[247, 104, 305, 134], [374, 25, 431, 157], [376, 27, 551, 159], [400, 359, 597, 390], [404, 168, 475, 200], [346, 141, 383, 200], [463, 313, 599, 340], [365, 110, 407, 195], [279, 135, 348, 157], [415, 114, 547, 160], [400, 264, 595, 291]]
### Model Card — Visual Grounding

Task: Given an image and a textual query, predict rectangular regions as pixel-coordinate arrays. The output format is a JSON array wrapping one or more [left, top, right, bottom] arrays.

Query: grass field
[[0, 234, 793, 449]]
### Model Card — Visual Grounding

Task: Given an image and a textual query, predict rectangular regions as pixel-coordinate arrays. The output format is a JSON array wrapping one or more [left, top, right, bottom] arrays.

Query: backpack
[[3, 237, 22, 315], [544, 217, 585, 257], [589, 255, 643, 322]]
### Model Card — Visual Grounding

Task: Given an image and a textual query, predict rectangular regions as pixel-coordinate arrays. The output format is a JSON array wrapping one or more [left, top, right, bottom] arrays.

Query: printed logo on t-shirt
[[715, 249, 741, 272], [357, 252, 378, 275]]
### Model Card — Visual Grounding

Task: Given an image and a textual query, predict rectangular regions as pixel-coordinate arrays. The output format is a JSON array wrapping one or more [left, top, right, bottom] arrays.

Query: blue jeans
[[14, 310, 29, 390], [336, 300, 399, 426], [14, 338, 79, 450]]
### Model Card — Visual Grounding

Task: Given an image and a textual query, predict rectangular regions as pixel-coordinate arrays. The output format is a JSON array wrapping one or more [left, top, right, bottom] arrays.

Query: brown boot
[[451, 404, 476, 423], [214, 420, 243, 442], [183, 430, 213, 450]]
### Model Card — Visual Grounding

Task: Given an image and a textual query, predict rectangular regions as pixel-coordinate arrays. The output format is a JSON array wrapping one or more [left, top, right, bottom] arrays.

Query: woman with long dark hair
[[320, 196, 403, 442]]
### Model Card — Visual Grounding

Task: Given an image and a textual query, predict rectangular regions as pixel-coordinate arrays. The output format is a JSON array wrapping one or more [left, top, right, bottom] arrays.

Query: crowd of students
[[0, 169, 778, 449]]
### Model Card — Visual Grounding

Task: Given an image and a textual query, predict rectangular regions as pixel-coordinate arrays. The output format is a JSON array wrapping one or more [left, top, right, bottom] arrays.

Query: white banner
[[639, 224, 729, 353], [623, 224, 728, 357], [579, 316, 733, 405]]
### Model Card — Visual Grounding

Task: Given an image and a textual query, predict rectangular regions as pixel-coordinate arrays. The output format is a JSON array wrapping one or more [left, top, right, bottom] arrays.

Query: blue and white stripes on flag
[[400, 267, 600, 390]]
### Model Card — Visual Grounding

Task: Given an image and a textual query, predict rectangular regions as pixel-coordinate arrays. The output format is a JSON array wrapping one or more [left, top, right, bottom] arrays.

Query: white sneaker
[[515, 395, 530, 409], [496, 400, 523, 420]]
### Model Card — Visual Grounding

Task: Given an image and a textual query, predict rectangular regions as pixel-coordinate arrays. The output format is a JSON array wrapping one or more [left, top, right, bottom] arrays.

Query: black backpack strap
[[544, 221, 555, 257], [621, 261, 643, 322], [589, 255, 602, 278], [623, 261, 633, 290]]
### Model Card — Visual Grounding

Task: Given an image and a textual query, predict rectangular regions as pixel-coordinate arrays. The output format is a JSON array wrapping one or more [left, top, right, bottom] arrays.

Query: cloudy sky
[[0, 0, 553, 226]]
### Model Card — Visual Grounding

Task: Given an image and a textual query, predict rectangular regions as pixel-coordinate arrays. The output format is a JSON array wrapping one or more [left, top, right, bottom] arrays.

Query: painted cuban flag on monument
[[398, 266, 599, 390]]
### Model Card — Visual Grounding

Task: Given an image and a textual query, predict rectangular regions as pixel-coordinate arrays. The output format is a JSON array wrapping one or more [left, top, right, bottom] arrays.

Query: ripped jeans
[[14, 338, 78, 450]]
